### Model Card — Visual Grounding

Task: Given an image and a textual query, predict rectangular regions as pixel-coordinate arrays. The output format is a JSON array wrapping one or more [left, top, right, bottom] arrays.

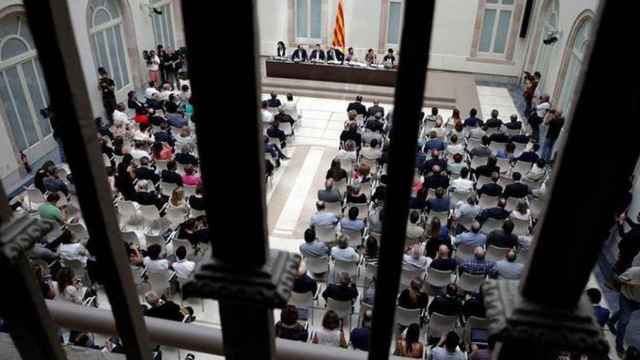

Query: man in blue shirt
[[340, 207, 365, 233], [423, 131, 445, 152], [464, 108, 482, 127], [350, 309, 372, 351], [310, 201, 339, 227], [298, 227, 329, 258], [454, 221, 487, 249], [427, 187, 451, 213], [586, 288, 610, 328]]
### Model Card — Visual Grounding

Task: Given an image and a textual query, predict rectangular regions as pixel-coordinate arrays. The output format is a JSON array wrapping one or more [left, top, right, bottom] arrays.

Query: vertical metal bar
[[369, 1, 435, 359], [0, 185, 66, 360], [181, 1, 274, 359], [21, 2, 152, 359], [520, 0, 637, 309]]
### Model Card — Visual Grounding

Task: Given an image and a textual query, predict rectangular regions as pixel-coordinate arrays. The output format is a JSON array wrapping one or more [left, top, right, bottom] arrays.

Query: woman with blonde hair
[[169, 187, 186, 208]]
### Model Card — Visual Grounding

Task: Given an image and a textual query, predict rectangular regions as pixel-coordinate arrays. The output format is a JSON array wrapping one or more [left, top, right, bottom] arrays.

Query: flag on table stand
[[332, 0, 345, 48]]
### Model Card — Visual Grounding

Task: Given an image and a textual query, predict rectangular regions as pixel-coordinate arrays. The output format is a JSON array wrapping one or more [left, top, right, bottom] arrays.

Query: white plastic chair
[[66, 223, 90, 243], [480, 218, 503, 235], [455, 243, 476, 261], [165, 206, 189, 229], [121, 231, 140, 248], [425, 268, 454, 288], [139, 205, 162, 229], [304, 256, 330, 281], [512, 160, 533, 175], [146, 269, 174, 296], [116, 200, 140, 230], [496, 158, 512, 174], [475, 175, 492, 189], [486, 245, 511, 262], [395, 306, 422, 328], [400, 267, 424, 291], [315, 224, 337, 243], [511, 217, 530, 236], [464, 316, 489, 345], [450, 190, 471, 206], [326, 298, 353, 328], [334, 259, 360, 281], [428, 312, 458, 339], [325, 201, 343, 217], [341, 228, 363, 248], [159, 181, 178, 197], [457, 272, 486, 293], [478, 195, 500, 209], [145, 232, 165, 251]]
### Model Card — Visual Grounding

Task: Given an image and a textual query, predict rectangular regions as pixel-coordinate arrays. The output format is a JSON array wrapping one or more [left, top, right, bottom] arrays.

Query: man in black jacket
[[291, 44, 308, 62], [428, 283, 462, 316], [135, 157, 160, 184], [144, 291, 192, 322], [160, 160, 183, 186], [486, 220, 519, 249], [476, 198, 510, 223], [347, 96, 367, 116], [309, 44, 325, 61], [326, 46, 344, 62], [322, 272, 358, 303], [477, 172, 503, 198], [367, 100, 385, 118], [503, 172, 529, 199]]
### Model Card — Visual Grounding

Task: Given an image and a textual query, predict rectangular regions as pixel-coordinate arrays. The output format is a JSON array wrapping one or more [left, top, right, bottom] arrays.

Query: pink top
[[182, 174, 201, 186]]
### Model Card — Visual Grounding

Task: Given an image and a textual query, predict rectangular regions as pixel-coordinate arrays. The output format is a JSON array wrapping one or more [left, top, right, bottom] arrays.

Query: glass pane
[[502, 0, 514, 4], [34, 59, 49, 104], [0, 14, 19, 39], [479, 9, 497, 52], [152, 15, 161, 46], [105, 0, 121, 19], [486, 0, 499, 3], [493, 10, 512, 54], [1, 38, 29, 60], [165, 5, 175, 49], [387, 2, 402, 45], [6, 67, 38, 146], [94, 8, 112, 26], [17, 18, 35, 49], [23, 59, 50, 136], [0, 71, 27, 150], [94, 32, 108, 70], [296, 0, 308, 38], [114, 26, 129, 87], [309, 0, 322, 39], [106, 27, 123, 88], [161, 9, 171, 48]]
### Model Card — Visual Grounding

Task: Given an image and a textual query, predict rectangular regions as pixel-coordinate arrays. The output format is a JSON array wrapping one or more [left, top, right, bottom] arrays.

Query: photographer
[[98, 67, 116, 125], [146, 50, 161, 83]]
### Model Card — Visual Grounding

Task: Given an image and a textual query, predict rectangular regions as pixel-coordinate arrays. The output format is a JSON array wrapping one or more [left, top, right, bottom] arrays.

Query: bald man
[[430, 245, 458, 272], [424, 164, 450, 190], [459, 247, 496, 276], [454, 221, 487, 249], [493, 249, 524, 280]]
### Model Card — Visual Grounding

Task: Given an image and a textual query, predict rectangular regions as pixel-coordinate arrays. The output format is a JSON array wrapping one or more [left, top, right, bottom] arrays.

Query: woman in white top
[[510, 200, 532, 222], [445, 134, 465, 157], [281, 93, 300, 121], [56, 268, 83, 304], [175, 127, 194, 147], [312, 310, 347, 348], [147, 50, 161, 83]]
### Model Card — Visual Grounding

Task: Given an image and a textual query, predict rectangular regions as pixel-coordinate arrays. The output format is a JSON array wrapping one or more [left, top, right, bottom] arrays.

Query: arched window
[[0, 13, 51, 153], [88, 0, 130, 90], [150, 0, 176, 50], [558, 16, 592, 115], [533, 0, 559, 91]]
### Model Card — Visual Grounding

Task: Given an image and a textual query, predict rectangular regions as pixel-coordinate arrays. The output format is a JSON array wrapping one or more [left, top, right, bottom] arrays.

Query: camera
[[542, 31, 560, 45], [142, 50, 152, 65]]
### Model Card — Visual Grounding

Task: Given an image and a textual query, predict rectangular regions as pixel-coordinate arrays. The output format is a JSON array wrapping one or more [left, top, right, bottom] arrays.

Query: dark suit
[[267, 126, 287, 142], [476, 207, 510, 223], [503, 182, 529, 199], [144, 301, 184, 322], [322, 283, 358, 302], [291, 48, 308, 61], [174, 153, 198, 166], [428, 295, 462, 316], [135, 167, 160, 184], [478, 183, 503, 197], [485, 118, 502, 128], [347, 102, 367, 115], [421, 158, 447, 175], [154, 131, 175, 147], [517, 151, 539, 163], [364, 118, 384, 133], [486, 229, 519, 249], [309, 49, 326, 61], [189, 195, 205, 211], [505, 121, 522, 130], [275, 112, 295, 125], [424, 174, 449, 190], [367, 105, 385, 117], [510, 134, 530, 144], [135, 191, 164, 210], [161, 170, 183, 186], [340, 130, 362, 149], [489, 133, 510, 144], [430, 258, 457, 272], [317, 189, 342, 203], [327, 48, 344, 62], [462, 297, 486, 320]]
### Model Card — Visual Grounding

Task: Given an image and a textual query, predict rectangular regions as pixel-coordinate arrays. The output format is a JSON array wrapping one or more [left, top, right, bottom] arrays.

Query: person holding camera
[[98, 67, 116, 125], [147, 50, 161, 83], [522, 71, 540, 115]]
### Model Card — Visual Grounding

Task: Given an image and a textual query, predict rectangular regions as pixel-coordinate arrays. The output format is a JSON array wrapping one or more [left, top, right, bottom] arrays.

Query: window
[[559, 17, 592, 114], [0, 13, 51, 153], [386, 1, 403, 46], [295, 0, 322, 41], [87, 0, 131, 90], [533, 0, 559, 91], [478, 0, 515, 56], [150, 0, 176, 50]]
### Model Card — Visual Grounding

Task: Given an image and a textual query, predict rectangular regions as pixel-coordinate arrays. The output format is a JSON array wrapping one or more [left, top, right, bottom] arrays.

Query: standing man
[[541, 109, 565, 162], [98, 67, 116, 125], [529, 94, 550, 142], [608, 266, 640, 356]]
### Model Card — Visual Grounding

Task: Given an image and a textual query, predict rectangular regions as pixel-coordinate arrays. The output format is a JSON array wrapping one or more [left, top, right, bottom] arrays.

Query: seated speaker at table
[[327, 46, 345, 63], [309, 44, 325, 62], [291, 44, 308, 62], [276, 41, 286, 57]]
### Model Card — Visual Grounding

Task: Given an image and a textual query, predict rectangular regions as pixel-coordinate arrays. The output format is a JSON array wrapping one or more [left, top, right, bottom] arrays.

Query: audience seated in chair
[[393, 323, 424, 358], [299, 227, 330, 258], [430, 331, 465, 360], [503, 172, 529, 199], [275, 305, 308, 342], [428, 283, 462, 317], [403, 245, 430, 272], [451, 167, 473, 193], [340, 207, 365, 233], [310, 201, 339, 227], [317, 178, 342, 203], [171, 246, 195, 281], [430, 245, 458, 272], [331, 236, 360, 263], [398, 279, 429, 309], [322, 271, 358, 303], [326, 159, 348, 183], [144, 244, 169, 273], [454, 221, 486, 249], [476, 198, 510, 224], [427, 187, 451, 213], [459, 247, 495, 276], [174, 143, 199, 167], [134, 180, 165, 209], [312, 310, 347, 348], [181, 165, 202, 186], [423, 217, 451, 259], [38, 192, 66, 225], [486, 220, 519, 249], [491, 249, 523, 280], [293, 262, 318, 295], [143, 290, 193, 322]]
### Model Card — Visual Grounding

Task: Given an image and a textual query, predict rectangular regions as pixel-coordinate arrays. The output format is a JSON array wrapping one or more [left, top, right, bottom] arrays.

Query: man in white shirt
[[282, 93, 300, 121], [261, 100, 274, 125], [58, 232, 89, 267], [159, 83, 174, 101], [129, 142, 151, 160], [112, 103, 129, 126], [330, 235, 359, 263], [171, 246, 195, 280], [451, 168, 474, 193], [143, 244, 169, 273], [530, 95, 550, 141], [406, 211, 425, 243], [360, 138, 383, 162], [446, 134, 465, 156], [402, 244, 431, 271], [145, 81, 159, 99]]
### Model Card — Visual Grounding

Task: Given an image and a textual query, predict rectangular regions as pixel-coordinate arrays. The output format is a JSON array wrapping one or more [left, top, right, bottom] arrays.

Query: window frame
[[477, 0, 516, 58], [150, 0, 176, 50], [294, 0, 322, 44], [385, 0, 403, 48]]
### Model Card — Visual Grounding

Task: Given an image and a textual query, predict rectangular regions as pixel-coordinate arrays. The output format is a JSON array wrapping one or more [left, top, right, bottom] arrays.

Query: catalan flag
[[332, 0, 345, 49]]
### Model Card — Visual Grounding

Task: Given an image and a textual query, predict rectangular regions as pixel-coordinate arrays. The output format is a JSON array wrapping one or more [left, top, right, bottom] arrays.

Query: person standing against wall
[[98, 67, 116, 125]]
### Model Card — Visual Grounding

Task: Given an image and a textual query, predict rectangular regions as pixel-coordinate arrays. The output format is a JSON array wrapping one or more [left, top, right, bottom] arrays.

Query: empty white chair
[[102, 153, 112, 167], [116, 200, 139, 229], [324, 201, 343, 217], [486, 245, 512, 262], [480, 218, 503, 234], [25, 187, 46, 212], [139, 205, 162, 228], [425, 268, 453, 288], [457, 272, 486, 293], [165, 206, 189, 229], [304, 256, 330, 281], [478, 195, 500, 209], [428, 312, 458, 339], [334, 259, 359, 280], [395, 306, 422, 328], [146, 269, 174, 296], [315, 224, 337, 243], [172, 238, 195, 260], [341, 228, 363, 248], [159, 181, 178, 197]]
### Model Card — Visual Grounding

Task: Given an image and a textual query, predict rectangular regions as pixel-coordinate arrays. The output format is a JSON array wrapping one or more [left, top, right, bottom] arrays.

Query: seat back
[[326, 298, 352, 320], [183, 184, 197, 198], [139, 205, 160, 222], [400, 267, 424, 289], [480, 218, 503, 234], [145, 232, 165, 250], [159, 181, 178, 197], [475, 175, 492, 189], [66, 223, 89, 242], [166, 206, 188, 229], [529, 196, 545, 219], [450, 190, 471, 206], [304, 256, 329, 276], [155, 160, 169, 172], [334, 259, 359, 279], [121, 231, 140, 247], [470, 155, 488, 169], [511, 217, 530, 236], [395, 306, 422, 327], [496, 158, 511, 174], [117, 201, 138, 217], [146, 269, 171, 295], [172, 238, 195, 260], [289, 290, 314, 308], [341, 228, 363, 248], [325, 201, 343, 217], [363, 261, 377, 286], [512, 160, 532, 175], [430, 210, 449, 225], [428, 312, 458, 338], [478, 195, 499, 209], [486, 245, 512, 262], [315, 224, 337, 243], [426, 267, 453, 288], [513, 143, 527, 157], [455, 243, 476, 261], [340, 158, 354, 175], [457, 272, 486, 293], [466, 316, 489, 330], [334, 178, 347, 196]]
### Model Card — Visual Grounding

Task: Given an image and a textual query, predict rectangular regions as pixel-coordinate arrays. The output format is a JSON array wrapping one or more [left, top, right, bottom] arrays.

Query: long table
[[265, 60, 398, 87]]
